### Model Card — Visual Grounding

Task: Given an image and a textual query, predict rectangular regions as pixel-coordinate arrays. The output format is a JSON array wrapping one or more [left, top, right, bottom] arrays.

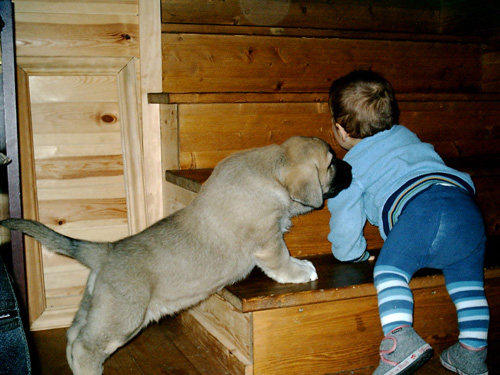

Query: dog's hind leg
[[66, 287, 92, 371], [70, 319, 144, 375], [67, 271, 99, 371], [69, 291, 149, 375]]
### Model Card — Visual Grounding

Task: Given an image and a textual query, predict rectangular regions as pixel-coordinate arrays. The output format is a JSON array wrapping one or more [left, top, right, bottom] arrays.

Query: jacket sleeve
[[327, 183, 368, 262]]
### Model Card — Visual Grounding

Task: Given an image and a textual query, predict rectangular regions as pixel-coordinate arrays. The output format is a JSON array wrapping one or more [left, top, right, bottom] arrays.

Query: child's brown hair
[[328, 70, 399, 138]]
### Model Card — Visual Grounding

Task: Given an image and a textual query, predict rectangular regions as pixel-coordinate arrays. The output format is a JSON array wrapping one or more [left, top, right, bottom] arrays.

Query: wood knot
[[57, 219, 65, 226], [100, 114, 117, 124], [275, 80, 284, 91], [121, 34, 132, 41]]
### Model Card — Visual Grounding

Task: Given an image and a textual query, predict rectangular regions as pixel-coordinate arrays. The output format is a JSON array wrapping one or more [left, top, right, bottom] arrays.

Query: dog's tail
[[1, 218, 109, 270]]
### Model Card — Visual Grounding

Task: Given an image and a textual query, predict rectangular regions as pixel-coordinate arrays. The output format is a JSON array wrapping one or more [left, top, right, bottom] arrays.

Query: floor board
[[29, 315, 500, 375]]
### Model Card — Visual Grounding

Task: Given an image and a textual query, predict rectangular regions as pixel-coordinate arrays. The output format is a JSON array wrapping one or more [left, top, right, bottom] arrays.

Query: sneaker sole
[[439, 355, 489, 375], [382, 343, 433, 375]]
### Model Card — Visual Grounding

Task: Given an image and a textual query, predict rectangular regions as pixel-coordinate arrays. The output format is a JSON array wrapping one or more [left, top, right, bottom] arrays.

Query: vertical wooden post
[[118, 60, 148, 235]]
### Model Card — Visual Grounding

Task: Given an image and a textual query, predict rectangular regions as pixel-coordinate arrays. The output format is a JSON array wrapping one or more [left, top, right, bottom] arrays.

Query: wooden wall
[[156, 0, 500, 257], [10, 0, 499, 330], [156, 0, 500, 170], [13, 0, 162, 330]]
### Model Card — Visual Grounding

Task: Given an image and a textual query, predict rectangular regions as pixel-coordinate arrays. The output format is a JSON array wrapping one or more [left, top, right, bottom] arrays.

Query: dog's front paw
[[275, 257, 318, 284]]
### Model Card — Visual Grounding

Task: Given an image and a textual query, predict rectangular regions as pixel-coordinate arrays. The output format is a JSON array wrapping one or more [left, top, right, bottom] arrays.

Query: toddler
[[327, 70, 489, 375]]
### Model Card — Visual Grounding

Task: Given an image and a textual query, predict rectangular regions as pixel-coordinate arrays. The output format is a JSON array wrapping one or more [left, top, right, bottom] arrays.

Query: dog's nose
[[336, 160, 352, 190], [322, 160, 352, 200]]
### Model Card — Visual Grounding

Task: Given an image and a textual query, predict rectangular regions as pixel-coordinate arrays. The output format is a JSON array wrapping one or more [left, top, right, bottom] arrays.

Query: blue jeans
[[377, 184, 486, 282], [0, 258, 31, 374], [375, 184, 489, 346]]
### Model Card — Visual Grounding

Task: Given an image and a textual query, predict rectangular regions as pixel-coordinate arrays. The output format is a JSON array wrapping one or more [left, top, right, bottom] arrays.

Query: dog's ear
[[279, 136, 326, 209], [283, 164, 323, 208]]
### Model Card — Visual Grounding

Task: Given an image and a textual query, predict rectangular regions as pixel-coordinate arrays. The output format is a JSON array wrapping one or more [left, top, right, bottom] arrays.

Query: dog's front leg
[[254, 238, 317, 283]]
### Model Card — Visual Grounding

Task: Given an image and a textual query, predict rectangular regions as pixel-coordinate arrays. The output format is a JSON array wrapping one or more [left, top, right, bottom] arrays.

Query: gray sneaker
[[373, 326, 433, 375], [440, 342, 488, 375]]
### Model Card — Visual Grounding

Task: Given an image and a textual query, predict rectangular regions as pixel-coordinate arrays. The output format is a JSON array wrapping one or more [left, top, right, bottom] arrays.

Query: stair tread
[[221, 240, 500, 312], [151, 92, 500, 105]]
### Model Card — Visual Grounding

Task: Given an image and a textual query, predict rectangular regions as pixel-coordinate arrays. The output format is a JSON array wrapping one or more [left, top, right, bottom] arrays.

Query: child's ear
[[335, 123, 349, 142]]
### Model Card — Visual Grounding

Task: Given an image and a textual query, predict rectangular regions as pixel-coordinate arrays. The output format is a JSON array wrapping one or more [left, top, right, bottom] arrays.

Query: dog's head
[[280, 136, 352, 209]]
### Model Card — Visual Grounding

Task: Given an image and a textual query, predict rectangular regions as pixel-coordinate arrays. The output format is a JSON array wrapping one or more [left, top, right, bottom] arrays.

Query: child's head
[[328, 70, 399, 139]]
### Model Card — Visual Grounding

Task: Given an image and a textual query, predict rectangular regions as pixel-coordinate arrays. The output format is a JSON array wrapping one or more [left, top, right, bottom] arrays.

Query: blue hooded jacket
[[327, 125, 474, 261]]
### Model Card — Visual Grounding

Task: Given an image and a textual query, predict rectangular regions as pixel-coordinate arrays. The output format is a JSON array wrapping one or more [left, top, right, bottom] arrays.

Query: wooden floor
[[29, 315, 500, 375]]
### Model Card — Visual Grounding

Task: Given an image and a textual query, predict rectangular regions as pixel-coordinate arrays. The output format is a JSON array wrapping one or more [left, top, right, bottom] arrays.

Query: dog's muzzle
[[323, 159, 352, 200]]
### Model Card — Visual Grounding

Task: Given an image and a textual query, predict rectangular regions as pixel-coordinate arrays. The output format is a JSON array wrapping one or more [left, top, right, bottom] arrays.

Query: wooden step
[[179, 250, 500, 375], [164, 166, 500, 374]]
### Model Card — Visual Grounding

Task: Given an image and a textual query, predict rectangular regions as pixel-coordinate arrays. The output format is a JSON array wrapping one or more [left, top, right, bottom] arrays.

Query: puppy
[[1, 136, 351, 375]]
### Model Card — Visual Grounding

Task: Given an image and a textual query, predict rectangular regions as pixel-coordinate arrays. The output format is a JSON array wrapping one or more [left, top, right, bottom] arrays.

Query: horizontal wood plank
[[37, 197, 127, 226], [162, 33, 482, 94], [174, 100, 500, 168], [160, 23, 484, 44], [43, 224, 129, 242], [34, 144, 123, 159], [34, 154, 124, 180], [37, 176, 126, 200], [15, 13, 139, 57], [31, 102, 120, 133], [44, 268, 89, 298], [161, 0, 442, 34], [29, 76, 119, 103], [14, 0, 138, 15], [17, 56, 133, 75]]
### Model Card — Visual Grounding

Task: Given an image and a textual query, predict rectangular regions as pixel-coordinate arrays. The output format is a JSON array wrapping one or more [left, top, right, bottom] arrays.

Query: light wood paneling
[[14, 0, 138, 15], [13, 0, 158, 330], [29, 76, 119, 103], [15, 12, 139, 57], [16, 56, 134, 76], [28, 71, 129, 328]]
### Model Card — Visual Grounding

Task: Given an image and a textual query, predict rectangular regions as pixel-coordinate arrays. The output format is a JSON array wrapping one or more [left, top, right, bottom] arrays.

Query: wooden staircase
[[162, 170, 500, 375], [151, 1, 500, 373]]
